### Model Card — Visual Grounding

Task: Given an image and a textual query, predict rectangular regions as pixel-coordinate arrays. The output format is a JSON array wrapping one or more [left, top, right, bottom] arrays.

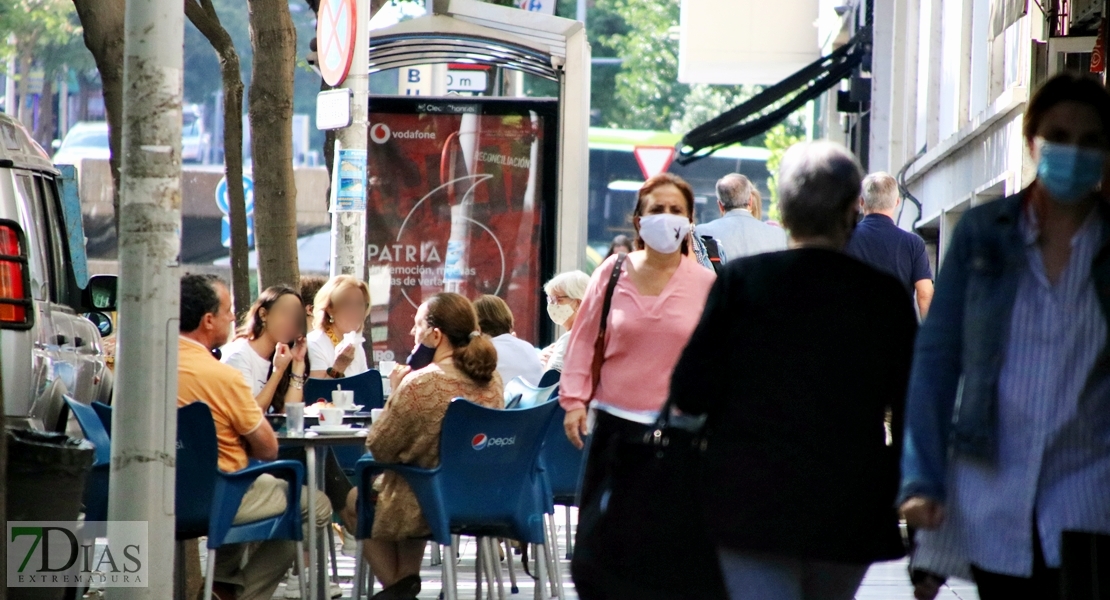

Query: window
[[34, 175, 70, 303], [12, 174, 49, 301]]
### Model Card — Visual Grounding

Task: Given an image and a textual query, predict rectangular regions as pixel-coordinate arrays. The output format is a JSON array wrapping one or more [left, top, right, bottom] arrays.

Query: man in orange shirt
[[178, 274, 332, 600]]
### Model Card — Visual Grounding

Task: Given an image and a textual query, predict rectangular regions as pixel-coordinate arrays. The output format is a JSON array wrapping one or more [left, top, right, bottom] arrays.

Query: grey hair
[[862, 172, 900, 212], [778, 141, 864, 239], [543, 270, 590, 301], [715, 174, 753, 210]]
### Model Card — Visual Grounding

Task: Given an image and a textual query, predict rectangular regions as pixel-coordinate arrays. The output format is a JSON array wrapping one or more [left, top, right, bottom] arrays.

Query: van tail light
[[0, 220, 32, 329]]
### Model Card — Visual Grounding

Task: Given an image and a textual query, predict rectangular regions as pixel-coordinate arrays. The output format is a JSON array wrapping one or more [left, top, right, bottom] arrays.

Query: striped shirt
[[950, 205, 1110, 576]]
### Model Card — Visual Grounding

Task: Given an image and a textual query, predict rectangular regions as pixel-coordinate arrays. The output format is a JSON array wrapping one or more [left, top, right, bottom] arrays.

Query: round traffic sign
[[317, 0, 356, 87], [215, 175, 254, 216]]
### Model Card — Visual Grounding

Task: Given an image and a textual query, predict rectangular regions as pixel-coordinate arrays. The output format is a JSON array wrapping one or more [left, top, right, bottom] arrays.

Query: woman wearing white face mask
[[559, 173, 716, 453], [540, 270, 591, 372]]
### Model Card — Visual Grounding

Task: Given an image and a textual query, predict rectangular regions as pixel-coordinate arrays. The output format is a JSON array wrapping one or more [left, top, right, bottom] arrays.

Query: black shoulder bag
[[570, 254, 727, 600]]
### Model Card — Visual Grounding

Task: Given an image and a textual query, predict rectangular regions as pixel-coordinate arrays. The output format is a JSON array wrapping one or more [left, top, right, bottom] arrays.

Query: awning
[[675, 27, 870, 166]]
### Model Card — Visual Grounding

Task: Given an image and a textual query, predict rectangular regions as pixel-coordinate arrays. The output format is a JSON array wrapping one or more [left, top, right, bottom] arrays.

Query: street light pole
[[107, 0, 183, 595], [330, 0, 369, 279]]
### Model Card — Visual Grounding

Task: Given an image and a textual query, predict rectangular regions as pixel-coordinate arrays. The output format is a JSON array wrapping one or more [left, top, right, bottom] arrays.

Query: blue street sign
[[221, 215, 254, 249], [215, 175, 255, 216]]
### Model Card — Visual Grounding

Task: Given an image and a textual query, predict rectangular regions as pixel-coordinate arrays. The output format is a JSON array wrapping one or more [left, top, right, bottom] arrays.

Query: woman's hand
[[563, 408, 589, 450], [333, 342, 356, 373], [290, 338, 308, 374], [273, 342, 293, 373], [900, 497, 946, 530], [389, 364, 411, 391], [539, 344, 555, 366]]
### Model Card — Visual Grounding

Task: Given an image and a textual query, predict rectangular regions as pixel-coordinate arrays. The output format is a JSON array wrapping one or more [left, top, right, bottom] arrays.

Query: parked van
[[0, 112, 117, 431]]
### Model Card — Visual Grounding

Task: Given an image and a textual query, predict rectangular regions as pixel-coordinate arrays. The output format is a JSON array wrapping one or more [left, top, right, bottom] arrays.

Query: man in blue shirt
[[846, 172, 934, 318]]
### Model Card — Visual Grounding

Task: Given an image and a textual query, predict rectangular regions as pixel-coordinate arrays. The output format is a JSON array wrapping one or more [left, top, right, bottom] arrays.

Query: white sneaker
[[283, 573, 343, 599], [341, 528, 358, 558]]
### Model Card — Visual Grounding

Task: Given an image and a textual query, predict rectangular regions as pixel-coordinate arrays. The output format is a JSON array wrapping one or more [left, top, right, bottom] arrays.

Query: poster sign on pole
[[332, 148, 367, 212]]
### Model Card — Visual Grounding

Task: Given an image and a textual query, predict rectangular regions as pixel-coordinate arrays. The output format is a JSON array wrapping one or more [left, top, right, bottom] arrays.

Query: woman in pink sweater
[[560, 173, 716, 451]]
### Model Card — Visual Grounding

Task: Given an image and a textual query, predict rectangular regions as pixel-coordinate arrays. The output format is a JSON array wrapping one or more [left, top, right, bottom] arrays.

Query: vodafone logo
[[370, 123, 391, 144], [370, 123, 435, 144], [471, 433, 516, 451]]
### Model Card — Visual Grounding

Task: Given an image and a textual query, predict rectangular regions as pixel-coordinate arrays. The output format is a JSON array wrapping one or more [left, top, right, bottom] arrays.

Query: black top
[[670, 248, 917, 564], [846, 214, 933, 297]]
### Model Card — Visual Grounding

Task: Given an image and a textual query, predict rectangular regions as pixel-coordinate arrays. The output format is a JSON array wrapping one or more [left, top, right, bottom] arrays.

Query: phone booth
[[364, 0, 590, 360]]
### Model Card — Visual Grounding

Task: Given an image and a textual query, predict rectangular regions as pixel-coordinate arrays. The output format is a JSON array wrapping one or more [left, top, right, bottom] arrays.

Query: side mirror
[[82, 311, 114, 337], [82, 274, 118, 312], [51, 139, 61, 151]]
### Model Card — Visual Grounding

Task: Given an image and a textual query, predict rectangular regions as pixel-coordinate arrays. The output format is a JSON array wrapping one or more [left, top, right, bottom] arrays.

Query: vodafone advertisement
[[366, 97, 559, 361]]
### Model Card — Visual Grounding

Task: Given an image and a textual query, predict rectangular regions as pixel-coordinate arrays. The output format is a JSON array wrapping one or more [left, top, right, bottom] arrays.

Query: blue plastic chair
[[84, 401, 308, 600], [538, 403, 583, 560], [92, 401, 113, 437], [176, 401, 309, 600], [353, 399, 560, 600], [64, 398, 111, 529], [537, 370, 561, 388], [303, 369, 384, 410], [503, 376, 559, 410]]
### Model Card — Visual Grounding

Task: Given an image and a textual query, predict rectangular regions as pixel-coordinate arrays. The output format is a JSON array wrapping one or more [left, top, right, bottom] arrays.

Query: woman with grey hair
[[669, 140, 918, 600], [539, 269, 591, 372]]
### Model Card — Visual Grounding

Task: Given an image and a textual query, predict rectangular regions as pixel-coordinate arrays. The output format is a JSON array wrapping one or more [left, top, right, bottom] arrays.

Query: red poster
[[366, 97, 559, 362]]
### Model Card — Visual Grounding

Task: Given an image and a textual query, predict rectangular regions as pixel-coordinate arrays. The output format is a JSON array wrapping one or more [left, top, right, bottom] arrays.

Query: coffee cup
[[319, 407, 345, 427], [370, 408, 385, 423], [331, 390, 354, 408]]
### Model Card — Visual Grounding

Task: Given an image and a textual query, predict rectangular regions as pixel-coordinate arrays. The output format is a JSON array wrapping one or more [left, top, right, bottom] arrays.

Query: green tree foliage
[[763, 123, 804, 222]]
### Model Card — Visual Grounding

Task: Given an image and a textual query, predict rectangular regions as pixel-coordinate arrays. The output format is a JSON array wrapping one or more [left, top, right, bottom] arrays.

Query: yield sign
[[633, 145, 676, 180], [317, 0, 357, 87]]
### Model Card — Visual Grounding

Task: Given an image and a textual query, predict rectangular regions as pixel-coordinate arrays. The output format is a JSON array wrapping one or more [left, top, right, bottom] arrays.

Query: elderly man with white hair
[[846, 172, 935, 318], [696, 173, 787, 261], [669, 141, 918, 600]]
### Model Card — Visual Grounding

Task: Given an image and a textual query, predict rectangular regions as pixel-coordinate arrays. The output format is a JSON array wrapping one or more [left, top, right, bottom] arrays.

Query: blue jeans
[[717, 548, 869, 600]]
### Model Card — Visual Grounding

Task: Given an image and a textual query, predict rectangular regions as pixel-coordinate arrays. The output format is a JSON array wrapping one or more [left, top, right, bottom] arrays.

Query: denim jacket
[[898, 190, 1110, 504]]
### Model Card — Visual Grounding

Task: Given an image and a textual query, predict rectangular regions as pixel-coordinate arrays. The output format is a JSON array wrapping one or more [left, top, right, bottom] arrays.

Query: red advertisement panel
[[366, 97, 559, 362]]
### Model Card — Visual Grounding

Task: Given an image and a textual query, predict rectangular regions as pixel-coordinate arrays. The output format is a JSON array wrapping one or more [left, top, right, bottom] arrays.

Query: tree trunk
[[32, 74, 55, 148], [185, 0, 251, 318], [15, 50, 32, 130], [71, 0, 125, 239], [246, 0, 300, 289]]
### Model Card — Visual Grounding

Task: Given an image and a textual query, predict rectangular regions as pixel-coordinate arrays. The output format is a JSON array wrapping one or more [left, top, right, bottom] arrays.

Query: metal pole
[[575, 0, 586, 25], [330, 0, 369, 279], [107, 0, 183, 595]]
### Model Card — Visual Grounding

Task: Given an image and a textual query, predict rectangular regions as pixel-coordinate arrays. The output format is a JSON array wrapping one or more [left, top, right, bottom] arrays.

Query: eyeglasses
[[546, 295, 570, 305]]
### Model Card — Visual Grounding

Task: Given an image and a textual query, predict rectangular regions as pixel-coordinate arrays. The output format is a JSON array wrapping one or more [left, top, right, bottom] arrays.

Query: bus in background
[[585, 127, 772, 270]]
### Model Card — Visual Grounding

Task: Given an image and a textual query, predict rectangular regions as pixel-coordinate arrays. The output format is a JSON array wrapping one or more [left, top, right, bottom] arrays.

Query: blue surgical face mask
[[1037, 140, 1106, 204], [406, 342, 436, 371]]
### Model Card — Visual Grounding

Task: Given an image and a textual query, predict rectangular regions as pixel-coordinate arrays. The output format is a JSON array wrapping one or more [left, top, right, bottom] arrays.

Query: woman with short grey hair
[[539, 270, 591, 372], [669, 140, 917, 600]]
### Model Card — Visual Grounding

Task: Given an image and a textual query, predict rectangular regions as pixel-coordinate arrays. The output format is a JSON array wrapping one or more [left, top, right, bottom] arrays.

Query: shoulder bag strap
[[590, 253, 627, 400]]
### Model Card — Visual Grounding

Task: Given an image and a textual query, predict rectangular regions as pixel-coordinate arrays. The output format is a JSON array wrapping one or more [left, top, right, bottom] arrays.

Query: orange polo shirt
[[177, 337, 265, 472]]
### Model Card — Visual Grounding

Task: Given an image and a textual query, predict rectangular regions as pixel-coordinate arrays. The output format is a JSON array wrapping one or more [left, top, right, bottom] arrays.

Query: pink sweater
[[559, 254, 716, 414]]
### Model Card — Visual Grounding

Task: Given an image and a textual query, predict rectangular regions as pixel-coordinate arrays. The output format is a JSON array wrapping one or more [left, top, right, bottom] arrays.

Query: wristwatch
[[326, 367, 346, 379]]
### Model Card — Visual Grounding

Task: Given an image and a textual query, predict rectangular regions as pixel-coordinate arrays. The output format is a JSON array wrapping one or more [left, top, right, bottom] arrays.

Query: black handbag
[[570, 254, 727, 600], [1061, 531, 1110, 599]]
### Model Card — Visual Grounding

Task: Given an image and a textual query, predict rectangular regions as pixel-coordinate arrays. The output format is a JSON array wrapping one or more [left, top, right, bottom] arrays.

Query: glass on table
[[286, 402, 305, 436]]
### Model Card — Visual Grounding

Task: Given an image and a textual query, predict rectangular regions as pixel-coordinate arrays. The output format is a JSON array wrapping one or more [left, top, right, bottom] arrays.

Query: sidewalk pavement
[[270, 509, 981, 600]]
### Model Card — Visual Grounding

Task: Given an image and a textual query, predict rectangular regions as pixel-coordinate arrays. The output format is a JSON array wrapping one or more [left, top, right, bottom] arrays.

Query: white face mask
[[637, 213, 691, 255], [547, 302, 575, 326]]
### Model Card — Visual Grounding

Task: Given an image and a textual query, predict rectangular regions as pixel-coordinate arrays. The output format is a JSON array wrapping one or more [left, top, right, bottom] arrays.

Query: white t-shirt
[[491, 333, 545, 386], [220, 337, 272, 396], [545, 331, 571, 373], [307, 329, 369, 376]]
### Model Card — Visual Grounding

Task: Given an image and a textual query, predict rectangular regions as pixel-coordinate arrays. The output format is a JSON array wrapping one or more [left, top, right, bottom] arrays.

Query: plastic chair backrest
[[92, 402, 113, 437], [65, 397, 111, 468], [175, 402, 219, 539], [435, 399, 558, 542], [304, 369, 384, 410], [503, 376, 558, 410], [537, 369, 561, 388], [540, 403, 583, 504]]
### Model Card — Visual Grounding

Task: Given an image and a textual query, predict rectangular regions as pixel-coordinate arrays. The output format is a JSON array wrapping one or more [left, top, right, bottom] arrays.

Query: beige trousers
[[212, 473, 333, 600]]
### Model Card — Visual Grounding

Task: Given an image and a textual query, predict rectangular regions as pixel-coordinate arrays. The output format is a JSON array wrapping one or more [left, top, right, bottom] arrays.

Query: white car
[[51, 121, 110, 166]]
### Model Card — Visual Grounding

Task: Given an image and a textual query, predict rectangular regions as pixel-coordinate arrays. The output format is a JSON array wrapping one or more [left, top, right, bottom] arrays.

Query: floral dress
[[365, 359, 504, 540]]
